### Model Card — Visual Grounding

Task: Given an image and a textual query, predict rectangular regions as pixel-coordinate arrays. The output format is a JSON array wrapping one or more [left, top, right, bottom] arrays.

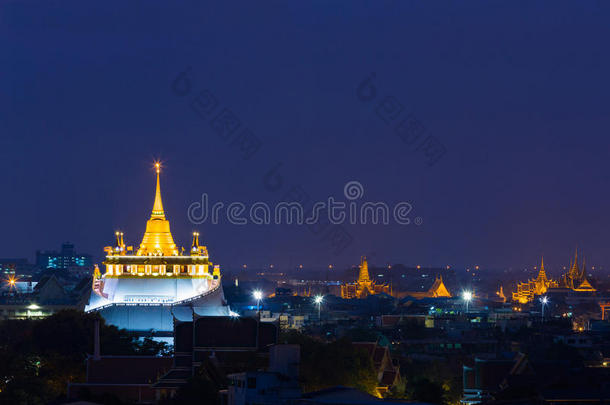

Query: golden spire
[[192, 231, 200, 249], [151, 162, 165, 219], [537, 256, 548, 281], [570, 248, 579, 277], [137, 163, 178, 256], [358, 256, 370, 282]]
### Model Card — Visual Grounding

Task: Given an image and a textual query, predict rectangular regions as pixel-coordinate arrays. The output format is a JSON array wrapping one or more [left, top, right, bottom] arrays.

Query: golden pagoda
[[85, 163, 229, 334], [341, 257, 391, 299], [512, 257, 558, 304], [100, 163, 217, 278], [136, 162, 178, 256]]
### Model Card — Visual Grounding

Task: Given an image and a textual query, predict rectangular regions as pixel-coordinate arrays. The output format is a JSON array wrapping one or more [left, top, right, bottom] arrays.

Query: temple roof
[[137, 164, 178, 256], [574, 276, 596, 292], [429, 275, 452, 297]]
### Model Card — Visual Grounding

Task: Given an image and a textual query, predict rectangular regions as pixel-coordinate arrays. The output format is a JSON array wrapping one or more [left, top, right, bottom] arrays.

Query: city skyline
[[2, 3, 610, 404]]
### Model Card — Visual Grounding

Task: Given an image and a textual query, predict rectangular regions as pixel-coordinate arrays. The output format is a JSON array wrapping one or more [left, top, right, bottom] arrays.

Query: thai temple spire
[[358, 256, 370, 282], [569, 248, 579, 277], [192, 232, 200, 250], [341, 255, 391, 299], [537, 256, 548, 282], [137, 163, 178, 256], [151, 162, 165, 219]]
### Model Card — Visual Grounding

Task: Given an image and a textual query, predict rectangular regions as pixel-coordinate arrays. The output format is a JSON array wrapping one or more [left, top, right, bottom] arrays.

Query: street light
[[462, 291, 473, 314], [540, 296, 549, 321], [253, 290, 263, 313], [314, 295, 324, 320]]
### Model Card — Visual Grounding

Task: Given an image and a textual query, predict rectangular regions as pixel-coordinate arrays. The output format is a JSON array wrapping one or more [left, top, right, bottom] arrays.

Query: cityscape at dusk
[[1, 2, 610, 405]]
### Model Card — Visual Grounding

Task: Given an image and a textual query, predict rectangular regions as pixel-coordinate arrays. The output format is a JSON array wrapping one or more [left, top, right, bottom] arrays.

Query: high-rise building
[[84, 163, 230, 337], [0, 258, 35, 276], [36, 243, 92, 270]]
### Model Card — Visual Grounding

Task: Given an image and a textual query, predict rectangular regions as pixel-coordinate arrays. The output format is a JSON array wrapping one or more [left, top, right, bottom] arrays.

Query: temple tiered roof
[[341, 256, 391, 299]]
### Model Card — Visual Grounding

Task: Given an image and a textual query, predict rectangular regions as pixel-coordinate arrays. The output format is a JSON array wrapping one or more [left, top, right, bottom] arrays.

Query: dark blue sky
[[2, 1, 609, 272]]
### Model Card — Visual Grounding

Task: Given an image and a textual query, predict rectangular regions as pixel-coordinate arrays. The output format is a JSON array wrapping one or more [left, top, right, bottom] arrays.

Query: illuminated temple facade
[[512, 251, 596, 304], [341, 257, 391, 299], [85, 164, 230, 335]]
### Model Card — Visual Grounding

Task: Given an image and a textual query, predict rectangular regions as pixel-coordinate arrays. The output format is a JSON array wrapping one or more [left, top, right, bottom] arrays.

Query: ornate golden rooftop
[[137, 162, 178, 256], [100, 163, 218, 279]]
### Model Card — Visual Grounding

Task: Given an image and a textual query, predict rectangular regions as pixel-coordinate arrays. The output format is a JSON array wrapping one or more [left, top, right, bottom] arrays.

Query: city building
[[0, 274, 85, 320], [84, 164, 230, 337], [36, 242, 92, 270], [224, 345, 301, 405], [341, 257, 391, 299], [0, 258, 36, 276], [153, 315, 278, 398]]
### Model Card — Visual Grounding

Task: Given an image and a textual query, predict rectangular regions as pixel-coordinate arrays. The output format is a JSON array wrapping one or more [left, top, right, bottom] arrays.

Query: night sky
[[2, 1, 609, 272]]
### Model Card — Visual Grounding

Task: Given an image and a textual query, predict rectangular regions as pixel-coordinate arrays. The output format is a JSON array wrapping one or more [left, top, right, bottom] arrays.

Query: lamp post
[[253, 290, 263, 314], [540, 296, 548, 322], [314, 295, 323, 321], [462, 291, 473, 314]]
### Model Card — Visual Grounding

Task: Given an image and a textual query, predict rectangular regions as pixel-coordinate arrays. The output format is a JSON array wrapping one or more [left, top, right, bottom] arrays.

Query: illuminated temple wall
[[93, 282, 229, 332]]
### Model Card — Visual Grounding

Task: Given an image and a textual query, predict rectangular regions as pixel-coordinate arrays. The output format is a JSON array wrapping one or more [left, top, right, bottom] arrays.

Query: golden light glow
[[7, 275, 17, 287], [136, 162, 178, 256], [513, 252, 595, 303], [98, 165, 221, 281], [341, 256, 392, 299]]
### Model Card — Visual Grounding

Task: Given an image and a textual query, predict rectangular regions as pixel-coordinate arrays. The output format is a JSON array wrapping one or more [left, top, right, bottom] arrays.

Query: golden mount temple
[[341, 257, 392, 299], [512, 250, 596, 304], [85, 163, 230, 336]]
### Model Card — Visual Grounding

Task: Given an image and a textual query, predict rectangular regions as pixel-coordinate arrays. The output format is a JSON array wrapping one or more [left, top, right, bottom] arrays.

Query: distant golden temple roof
[[137, 163, 178, 256]]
